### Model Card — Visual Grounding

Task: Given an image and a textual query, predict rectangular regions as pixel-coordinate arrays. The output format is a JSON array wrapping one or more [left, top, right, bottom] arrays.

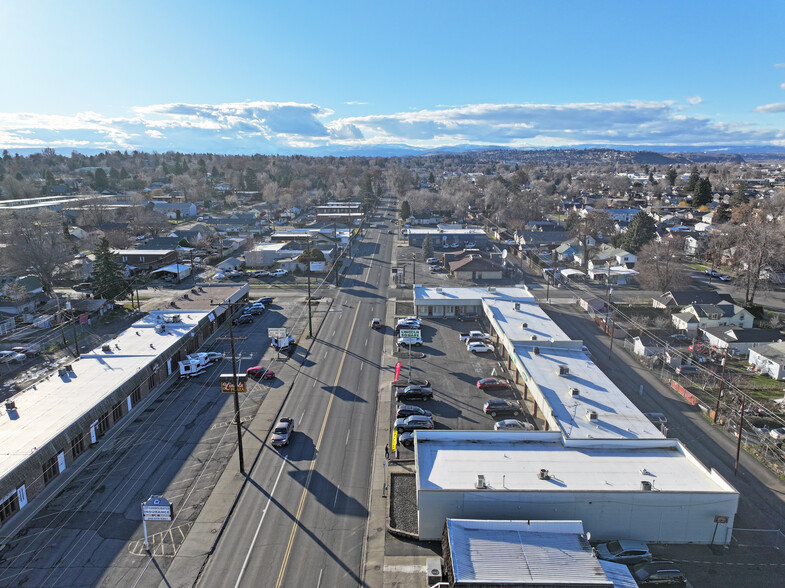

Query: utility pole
[[306, 237, 313, 338], [735, 394, 745, 476], [713, 346, 730, 424], [217, 303, 246, 474], [334, 222, 339, 286], [68, 302, 80, 358], [608, 316, 616, 359], [190, 250, 195, 285]]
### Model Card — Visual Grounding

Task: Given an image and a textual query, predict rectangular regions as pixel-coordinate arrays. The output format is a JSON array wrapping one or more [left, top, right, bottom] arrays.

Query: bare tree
[[0, 210, 73, 295], [731, 216, 785, 306], [635, 236, 688, 292]]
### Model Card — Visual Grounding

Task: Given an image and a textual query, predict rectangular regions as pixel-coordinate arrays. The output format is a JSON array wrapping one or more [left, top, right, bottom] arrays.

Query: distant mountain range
[[6, 143, 785, 160]]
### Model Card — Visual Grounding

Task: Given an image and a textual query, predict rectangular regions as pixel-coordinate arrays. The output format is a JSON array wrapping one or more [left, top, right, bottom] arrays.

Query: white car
[[769, 427, 785, 440], [269, 269, 288, 277], [426, 257, 439, 265], [0, 351, 26, 364], [467, 342, 494, 354], [397, 336, 423, 346], [494, 419, 534, 431]]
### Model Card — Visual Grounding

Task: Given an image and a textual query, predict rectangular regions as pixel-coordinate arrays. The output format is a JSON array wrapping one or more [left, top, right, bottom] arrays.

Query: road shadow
[[323, 385, 368, 404]]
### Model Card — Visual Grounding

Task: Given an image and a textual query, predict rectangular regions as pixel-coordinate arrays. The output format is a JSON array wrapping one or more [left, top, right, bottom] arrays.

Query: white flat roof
[[251, 242, 288, 251], [416, 432, 737, 494], [414, 285, 532, 302], [516, 346, 663, 439], [0, 311, 211, 481], [407, 227, 486, 235], [484, 296, 573, 344]]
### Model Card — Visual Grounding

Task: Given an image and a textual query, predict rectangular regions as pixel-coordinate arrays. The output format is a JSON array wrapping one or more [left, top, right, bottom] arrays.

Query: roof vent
[[102, 344, 111, 352], [514, 302, 520, 311], [530, 335, 537, 341], [570, 387, 580, 397], [586, 410, 598, 421], [533, 347, 540, 355], [520, 322, 528, 329], [436, 287, 442, 293], [558, 365, 570, 376], [641, 480, 652, 491], [487, 287, 496, 293], [538, 469, 550, 480], [475, 475, 486, 489]]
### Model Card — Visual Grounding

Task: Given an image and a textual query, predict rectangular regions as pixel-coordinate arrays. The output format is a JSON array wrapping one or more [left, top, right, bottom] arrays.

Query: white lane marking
[[345, 428, 350, 445], [234, 457, 288, 588], [316, 568, 323, 588], [333, 485, 340, 509], [365, 338, 368, 346], [300, 411, 305, 424], [360, 362, 364, 371], [324, 350, 327, 359], [312, 379, 317, 388], [332, 329, 336, 336]]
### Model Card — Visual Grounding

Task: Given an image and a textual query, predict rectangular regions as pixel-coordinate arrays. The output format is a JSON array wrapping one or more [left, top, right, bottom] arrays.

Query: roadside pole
[[713, 347, 730, 424]]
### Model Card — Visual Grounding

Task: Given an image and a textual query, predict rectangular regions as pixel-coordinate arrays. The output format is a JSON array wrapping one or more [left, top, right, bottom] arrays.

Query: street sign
[[268, 327, 288, 338], [399, 329, 421, 338], [142, 495, 173, 521], [220, 374, 247, 393]]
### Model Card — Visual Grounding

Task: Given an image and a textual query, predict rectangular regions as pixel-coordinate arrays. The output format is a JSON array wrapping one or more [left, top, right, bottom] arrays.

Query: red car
[[246, 366, 275, 379], [477, 377, 511, 390]]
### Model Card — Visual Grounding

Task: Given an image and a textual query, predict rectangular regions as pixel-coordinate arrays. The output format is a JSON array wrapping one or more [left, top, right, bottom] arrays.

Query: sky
[[1, 0, 784, 155]]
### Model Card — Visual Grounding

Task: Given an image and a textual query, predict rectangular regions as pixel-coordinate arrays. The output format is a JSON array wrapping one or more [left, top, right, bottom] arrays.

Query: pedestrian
[[385, 443, 390, 461]]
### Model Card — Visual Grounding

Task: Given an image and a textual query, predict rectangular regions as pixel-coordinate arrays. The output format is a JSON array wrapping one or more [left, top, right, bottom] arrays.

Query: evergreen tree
[[360, 172, 374, 212], [92, 237, 128, 300], [693, 177, 713, 207], [685, 167, 700, 192], [198, 158, 207, 175], [428, 171, 435, 185], [620, 211, 657, 253], [712, 202, 731, 224], [44, 170, 56, 185], [400, 199, 411, 220], [730, 182, 749, 207], [666, 167, 678, 186], [244, 169, 258, 191], [422, 234, 434, 260], [93, 168, 109, 191]]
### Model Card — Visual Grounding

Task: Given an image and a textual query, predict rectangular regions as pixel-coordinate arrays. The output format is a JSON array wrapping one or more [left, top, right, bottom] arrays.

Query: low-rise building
[[702, 327, 782, 353], [749, 341, 785, 380]]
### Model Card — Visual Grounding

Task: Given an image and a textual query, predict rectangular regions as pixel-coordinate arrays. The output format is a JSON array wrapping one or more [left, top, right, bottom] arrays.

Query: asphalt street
[[197, 199, 395, 588]]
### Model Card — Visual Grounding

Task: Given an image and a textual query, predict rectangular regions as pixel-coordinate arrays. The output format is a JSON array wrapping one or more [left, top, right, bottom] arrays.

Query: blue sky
[[1, 0, 784, 154]]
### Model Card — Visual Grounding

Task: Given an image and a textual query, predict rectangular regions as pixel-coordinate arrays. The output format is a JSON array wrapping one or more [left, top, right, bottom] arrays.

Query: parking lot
[[388, 315, 538, 458]]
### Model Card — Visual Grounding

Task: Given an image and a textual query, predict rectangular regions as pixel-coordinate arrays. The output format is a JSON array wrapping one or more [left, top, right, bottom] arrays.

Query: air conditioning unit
[[475, 475, 486, 489], [514, 302, 520, 311], [570, 387, 580, 397], [436, 287, 442, 293], [102, 344, 111, 352], [426, 558, 443, 586], [530, 335, 537, 341], [520, 322, 528, 329], [641, 480, 652, 491], [586, 410, 598, 421], [558, 365, 570, 376], [487, 287, 496, 293], [533, 347, 540, 355]]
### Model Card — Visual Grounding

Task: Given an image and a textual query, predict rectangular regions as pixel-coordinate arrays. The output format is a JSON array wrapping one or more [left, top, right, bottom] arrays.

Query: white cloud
[[344, 101, 368, 105], [780, 82, 785, 90], [0, 99, 782, 153], [754, 103, 785, 113]]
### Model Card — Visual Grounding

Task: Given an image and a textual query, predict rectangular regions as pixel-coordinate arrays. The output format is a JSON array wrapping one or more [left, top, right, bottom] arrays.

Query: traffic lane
[[544, 304, 785, 530]]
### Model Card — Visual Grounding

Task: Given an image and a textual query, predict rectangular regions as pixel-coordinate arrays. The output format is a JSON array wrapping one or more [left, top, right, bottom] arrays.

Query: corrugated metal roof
[[447, 519, 610, 585]]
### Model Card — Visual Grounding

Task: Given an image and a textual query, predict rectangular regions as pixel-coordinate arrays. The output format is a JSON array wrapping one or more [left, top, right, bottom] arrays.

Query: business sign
[[309, 261, 327, 273], [268, 328, 288, 339], [142, 496, 173, 521], [399, 329, 421, 338], [220, 374, 247, 393]]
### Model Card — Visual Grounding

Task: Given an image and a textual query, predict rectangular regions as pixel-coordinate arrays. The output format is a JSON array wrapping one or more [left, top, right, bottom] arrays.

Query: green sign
[[399, 329, 421, 338]]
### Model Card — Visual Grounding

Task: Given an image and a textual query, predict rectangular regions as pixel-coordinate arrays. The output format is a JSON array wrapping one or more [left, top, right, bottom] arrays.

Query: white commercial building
[[414, 431, 739, 543]]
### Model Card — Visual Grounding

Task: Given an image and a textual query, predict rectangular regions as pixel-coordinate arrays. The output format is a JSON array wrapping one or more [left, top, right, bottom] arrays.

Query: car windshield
[[606, 540, 622, 553], [274, 427, 287, 435]]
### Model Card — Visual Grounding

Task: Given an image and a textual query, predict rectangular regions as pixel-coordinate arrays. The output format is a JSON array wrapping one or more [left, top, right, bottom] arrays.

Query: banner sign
[[220, 374, 247, 393], [392, 429, 398, 452], [394, 361, 401, 381], [268, 328, 288, 338]]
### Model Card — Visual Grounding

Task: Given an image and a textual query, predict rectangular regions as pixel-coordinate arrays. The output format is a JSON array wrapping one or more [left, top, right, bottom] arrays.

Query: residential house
[[684, 233, 709, 257], [449, 254, 504, 281], [151, 202, 197, 219], [672, 303, 754, 334], [138, 237, 184, 251], [111, 249, 177, 271], [631, 335, 665, 358], [749, 342, 785, 380], [653, 290, 735, 310], [170, 229, 204, 246], [584, 207, 641, 223], [702, 327, 782, 354]]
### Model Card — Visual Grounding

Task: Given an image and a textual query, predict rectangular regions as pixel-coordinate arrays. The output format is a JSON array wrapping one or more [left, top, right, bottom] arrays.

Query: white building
[[413, 431, 738, 543]]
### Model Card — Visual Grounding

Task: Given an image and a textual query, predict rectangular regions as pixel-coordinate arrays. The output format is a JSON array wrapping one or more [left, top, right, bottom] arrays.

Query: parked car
[[594, 540, 652, 565], [477, 377, 511, 390], [426, 257, 439, 265], [11, 345, 40, 358], [467, 342, 494, 354], [189, 351, 223, 363], [270, 417, 294, 447], [248, 305, 265, 315], [483, 399, 521, 417], [253, 270, 270, 278], [769, 427, 785, 440], [395, 385, 433, 401], [494, 419, 534, 431], [705, 269, 721, 278], [675, 365, 699, 375], [73, 282, 93, 292], [0, 351, 26, 364], [719, 274, 732, 281], [645, 412, 668, 426], [459, 331, 491, 342], [370, 318, 382, 329], [394, 415, 434, 432], [397, 336, 423, 346], [257, 297, 274, 305], [630, 561, 686, 587], [398, 431, 416, 448], [232, 314, 254, 325], [246, 366, 275, 379], [396, 405, 433, 419]]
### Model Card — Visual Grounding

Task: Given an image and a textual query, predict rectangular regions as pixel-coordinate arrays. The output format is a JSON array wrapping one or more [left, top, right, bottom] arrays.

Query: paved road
[[197, 199, 396, 588]]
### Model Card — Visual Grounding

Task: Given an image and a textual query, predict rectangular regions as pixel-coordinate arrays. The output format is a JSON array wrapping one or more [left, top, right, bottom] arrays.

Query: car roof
[[405, 415, 431, 421], [611, 539, 650, 550]]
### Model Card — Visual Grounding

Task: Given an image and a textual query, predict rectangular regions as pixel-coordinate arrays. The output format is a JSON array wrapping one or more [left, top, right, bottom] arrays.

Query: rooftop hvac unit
[[102, 344, 111, 352], [5, 401, 16, 411], [164, 314, 182, 323], [521, 322, 528, 329], [514, 302, 520, 311], [533, 347, 540, 355], [558, 365, 570, 376], [586, 410, 598, 421], [487, 287, 496, 293], [475, 475, 486, 489], [641, 480, 652, 491], [570, 387, 580, 397], [436, 287, 442, 293], [426, 558, 443, 586], [530, 335, 537, 341], [538, 469, 550, 480]]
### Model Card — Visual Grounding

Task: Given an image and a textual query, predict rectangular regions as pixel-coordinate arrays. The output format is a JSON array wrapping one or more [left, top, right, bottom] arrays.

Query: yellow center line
[[275, 301, 362, 588]]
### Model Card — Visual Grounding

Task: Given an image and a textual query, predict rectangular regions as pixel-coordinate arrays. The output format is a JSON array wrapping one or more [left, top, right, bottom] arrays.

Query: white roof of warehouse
[[484, 296, 573, 344], [515, 345, 663, 439], [444, 518, 610, 586], [415, 431, 737, 494], [251, 242, 288, 251], [0, 311, 211, 480]]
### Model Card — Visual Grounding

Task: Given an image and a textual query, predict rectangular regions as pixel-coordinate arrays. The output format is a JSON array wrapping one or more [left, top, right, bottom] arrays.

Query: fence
[[731, 528, 785, 550]]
